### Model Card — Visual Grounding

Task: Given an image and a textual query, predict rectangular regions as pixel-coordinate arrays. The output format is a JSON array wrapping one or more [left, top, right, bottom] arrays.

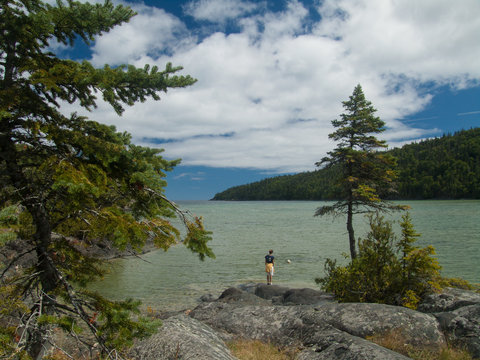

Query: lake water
[[89, 200, 480, 310]]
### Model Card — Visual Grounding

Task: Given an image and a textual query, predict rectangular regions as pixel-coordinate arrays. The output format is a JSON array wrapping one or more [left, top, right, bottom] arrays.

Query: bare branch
[[0, 247, 36, 279]]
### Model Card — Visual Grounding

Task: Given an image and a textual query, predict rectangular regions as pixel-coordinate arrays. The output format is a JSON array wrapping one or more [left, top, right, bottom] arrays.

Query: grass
[[227, 339, 297, 360], [367, 329, 473, 360]]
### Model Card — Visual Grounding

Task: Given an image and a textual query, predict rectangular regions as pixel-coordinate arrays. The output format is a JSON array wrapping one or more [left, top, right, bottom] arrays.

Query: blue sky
[[57, 0, 480, 200]]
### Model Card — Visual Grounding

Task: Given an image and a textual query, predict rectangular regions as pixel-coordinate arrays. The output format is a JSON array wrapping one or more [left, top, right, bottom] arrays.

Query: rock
[[237, 282, 258, 294], [296, 326, 411, 360], [190, 302, 302, 346], [139, 284, 480, 359], [190, 299, 445, 358], [436, 304, 480, 358], [253, 284, 335, 306], [254, 284, 290, 300], [218, 287, 270, 305], [307, 302, 446, 348], [280, 288, 335, 305], [129, 314, 236, 360], [199, 293, 217, 302], [418, 287, 480, 313]]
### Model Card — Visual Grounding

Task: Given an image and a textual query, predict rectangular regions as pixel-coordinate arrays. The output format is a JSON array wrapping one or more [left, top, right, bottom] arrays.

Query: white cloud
[[90, 4, 192, 66], [174, 172, 206, 181], [62, 0, 480, 173], [458, 110, 480, 116], [184, 0, 258, 23], [315, 0, 480, 86]]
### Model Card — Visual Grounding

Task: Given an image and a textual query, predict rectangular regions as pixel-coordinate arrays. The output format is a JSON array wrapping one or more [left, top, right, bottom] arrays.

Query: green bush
[[317, 212, 441, 308]]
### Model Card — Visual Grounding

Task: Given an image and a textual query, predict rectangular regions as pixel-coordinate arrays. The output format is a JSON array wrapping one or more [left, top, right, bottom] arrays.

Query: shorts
[[265, 263, 274, 276]]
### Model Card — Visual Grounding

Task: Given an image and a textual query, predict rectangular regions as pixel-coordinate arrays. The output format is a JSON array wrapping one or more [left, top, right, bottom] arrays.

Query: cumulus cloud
[[90, 5, 191, 65], [183, 0, 258, 23], [63, 0, 480, 173]]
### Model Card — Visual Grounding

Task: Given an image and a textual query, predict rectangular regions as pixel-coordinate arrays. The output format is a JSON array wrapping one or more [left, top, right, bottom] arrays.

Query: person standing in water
[[265, 249, 275, 285]]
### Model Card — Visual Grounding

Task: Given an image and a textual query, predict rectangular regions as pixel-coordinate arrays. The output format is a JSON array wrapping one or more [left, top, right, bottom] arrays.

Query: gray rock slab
[[419, 287, 480, 313], [190, 302, 304, 347], [218, 287, 271, 305], [297, 330, 412, 360], [307, 302, 446, 348], [129, 314, 237, 360], [254, 284, 290, 300], [436, 303, 480, 358], [190, 301, 445, 358], [297, 318, 412, 359], [280, 288, 336, 305]]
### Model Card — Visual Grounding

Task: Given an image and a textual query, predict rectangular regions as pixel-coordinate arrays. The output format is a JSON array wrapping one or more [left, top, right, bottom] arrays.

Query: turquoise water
[[90, 200, 480, 310]]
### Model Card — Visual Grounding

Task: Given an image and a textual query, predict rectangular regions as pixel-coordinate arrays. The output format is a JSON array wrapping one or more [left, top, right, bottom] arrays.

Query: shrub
[[317, 212, 442, 308]]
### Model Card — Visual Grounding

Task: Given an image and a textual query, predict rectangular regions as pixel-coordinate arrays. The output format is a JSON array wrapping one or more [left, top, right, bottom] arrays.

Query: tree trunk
[[25, 203, 58, 360], [1, 130, 57, 359], [347, 200, 357, 259]]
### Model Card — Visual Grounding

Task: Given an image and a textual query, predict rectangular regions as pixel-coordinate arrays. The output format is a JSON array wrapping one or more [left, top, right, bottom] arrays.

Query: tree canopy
[[315, 84, 404, 259], [0, 0, 213, 358]]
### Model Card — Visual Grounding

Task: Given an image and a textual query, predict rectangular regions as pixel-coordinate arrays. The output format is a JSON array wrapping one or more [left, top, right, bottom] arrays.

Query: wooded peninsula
[[212, 128, 480, 201]]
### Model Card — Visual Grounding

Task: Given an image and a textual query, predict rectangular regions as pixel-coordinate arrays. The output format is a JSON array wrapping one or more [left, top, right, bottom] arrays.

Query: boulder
[[280, 288, 335, 305], [254, 284, 290, 300], [218, 287, 270, 305], [129, 314, 236, 360], [307, 302, 446, 348], [296, 326, 411, 360], [190, 302, 303, 346], [435, 304, 480, 359], [199, 293, 217, 302], [253, 284, 336, 306], [419, 287, 480, 313]]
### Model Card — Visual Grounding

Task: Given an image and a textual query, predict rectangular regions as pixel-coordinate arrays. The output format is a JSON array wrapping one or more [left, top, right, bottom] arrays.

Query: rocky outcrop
[[129, 314, 236, 360], [190, 301, 412, 359], [136, 284, 480, 360], [417, 288, 480, 359], [189, 285, 449, 359], [438, 304, 480, 358], [305, 302, 445, 348], [252, 284, 336, 305], [419, 287, 480, 312]]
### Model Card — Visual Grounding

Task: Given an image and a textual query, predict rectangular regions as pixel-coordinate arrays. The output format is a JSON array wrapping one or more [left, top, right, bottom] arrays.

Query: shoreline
[[131, 283, 480, 360]]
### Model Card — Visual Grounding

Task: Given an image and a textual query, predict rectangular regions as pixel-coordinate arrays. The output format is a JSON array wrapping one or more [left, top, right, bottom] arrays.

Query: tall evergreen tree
[[0, 0, 213, 358], [315, 84, 404, 259]]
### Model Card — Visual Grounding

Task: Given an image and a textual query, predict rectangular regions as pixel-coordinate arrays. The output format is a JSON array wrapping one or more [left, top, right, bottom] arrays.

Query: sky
[[56, 0, 480, 200]]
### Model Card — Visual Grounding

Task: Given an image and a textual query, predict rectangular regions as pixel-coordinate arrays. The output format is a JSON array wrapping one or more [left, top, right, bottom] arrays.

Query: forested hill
[[212, 128, 480, 200]]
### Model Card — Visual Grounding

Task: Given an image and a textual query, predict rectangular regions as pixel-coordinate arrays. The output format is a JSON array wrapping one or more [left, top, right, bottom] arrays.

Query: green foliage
[[0, 205, 20, 244], [184, 216, 215, 261], [213, 166, 342, 200], [317, 212, 441, 308], [391, 128, 480, 199], [315, 84, 405, 259], [37, 314, 82, 334], [91, 295, 161, 350], [0, 0, 210, 358], [212, 128, 480, 201]]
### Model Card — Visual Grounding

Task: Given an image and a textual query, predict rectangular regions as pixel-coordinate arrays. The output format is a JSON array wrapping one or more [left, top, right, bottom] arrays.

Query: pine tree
[[0, 0, 212, 358], [315, 84, 405, 259]]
